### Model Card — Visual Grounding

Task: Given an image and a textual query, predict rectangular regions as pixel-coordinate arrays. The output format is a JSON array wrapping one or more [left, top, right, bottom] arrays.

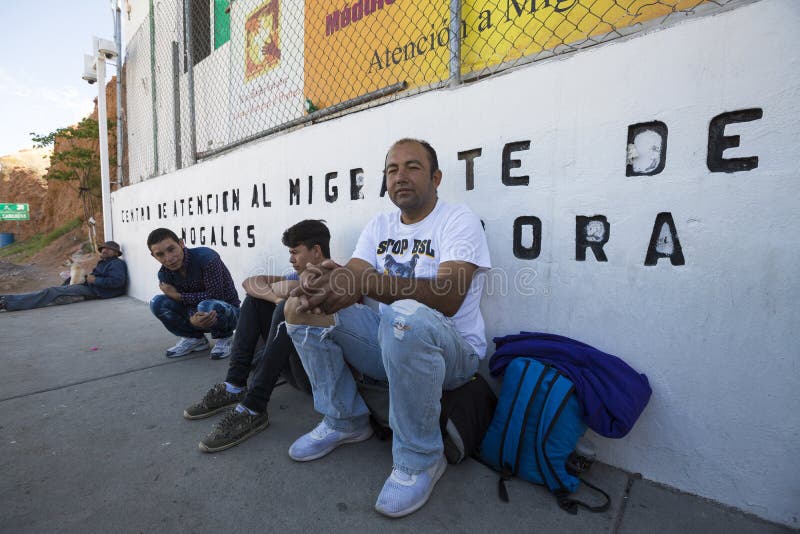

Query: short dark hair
[[282, 220, 331, 259], [387, 138, 439, 174], [147, 228, 181, 249]]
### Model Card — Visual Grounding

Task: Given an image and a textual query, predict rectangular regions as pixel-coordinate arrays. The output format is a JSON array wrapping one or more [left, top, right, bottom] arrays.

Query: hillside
[[0, 147, 83, 243], [0, 77, 120, 292]]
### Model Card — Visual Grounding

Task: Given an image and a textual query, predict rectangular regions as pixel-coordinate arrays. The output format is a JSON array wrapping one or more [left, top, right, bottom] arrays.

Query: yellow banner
[[463, 0, 712, 73], [304, 0, 450, 109], [304, 0, 713, 108]]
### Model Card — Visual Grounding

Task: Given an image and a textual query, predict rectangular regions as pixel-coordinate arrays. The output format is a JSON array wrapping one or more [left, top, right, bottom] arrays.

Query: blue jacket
[[489, 332, 652, 439], [89, 257, 128, 298]]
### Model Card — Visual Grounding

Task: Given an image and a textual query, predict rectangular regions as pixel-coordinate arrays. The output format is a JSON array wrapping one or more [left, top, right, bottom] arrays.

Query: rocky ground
[[0, 227, 96, 294]]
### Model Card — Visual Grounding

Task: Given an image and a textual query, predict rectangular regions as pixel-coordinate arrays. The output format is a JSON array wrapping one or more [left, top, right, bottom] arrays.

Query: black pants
[[224, 296, 293, 413]]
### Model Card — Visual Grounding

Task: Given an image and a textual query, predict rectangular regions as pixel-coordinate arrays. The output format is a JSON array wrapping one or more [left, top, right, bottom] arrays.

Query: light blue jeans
[[2, 284, 96, 311], [149, 294, 240, 339], [286, 300, 480, 475]]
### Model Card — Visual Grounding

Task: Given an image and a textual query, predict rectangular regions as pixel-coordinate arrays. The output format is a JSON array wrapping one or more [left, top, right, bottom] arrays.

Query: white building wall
[[124, 19, 156, 183], [114, 0, 800, 526], [124, 0, 152, 45], [124, 0, 306, 179], [152, 0, 183, 174]]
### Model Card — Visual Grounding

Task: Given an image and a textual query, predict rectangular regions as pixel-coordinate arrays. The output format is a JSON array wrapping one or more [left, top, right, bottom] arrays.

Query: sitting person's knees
[[284, 297, 334, 327], [382, 299, 432, 320], [380, 300, 438, 340], [283, 296, 304, 323], [197, 300, 215, 313], [149, 294, 169, 312]]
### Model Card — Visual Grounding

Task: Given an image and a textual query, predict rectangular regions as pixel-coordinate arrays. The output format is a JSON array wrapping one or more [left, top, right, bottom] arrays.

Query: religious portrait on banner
[[245, 0, 281, 81]]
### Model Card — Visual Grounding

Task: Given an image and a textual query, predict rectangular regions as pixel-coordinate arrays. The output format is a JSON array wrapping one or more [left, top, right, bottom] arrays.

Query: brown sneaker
[[198, 407, 270, 453], [183, 383, 246, 420]]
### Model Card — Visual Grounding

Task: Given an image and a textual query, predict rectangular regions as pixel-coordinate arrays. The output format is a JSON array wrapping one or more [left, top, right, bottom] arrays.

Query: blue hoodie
[[489, 332, 652, 439], [88, 256, 128, 298]]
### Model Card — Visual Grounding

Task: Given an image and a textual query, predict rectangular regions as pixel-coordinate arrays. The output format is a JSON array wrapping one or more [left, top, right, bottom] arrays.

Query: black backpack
[[355, 372, 497, 464]]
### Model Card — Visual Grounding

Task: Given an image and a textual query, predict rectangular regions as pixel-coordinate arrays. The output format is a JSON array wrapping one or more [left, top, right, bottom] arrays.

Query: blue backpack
[[478, 357, 609, 513]]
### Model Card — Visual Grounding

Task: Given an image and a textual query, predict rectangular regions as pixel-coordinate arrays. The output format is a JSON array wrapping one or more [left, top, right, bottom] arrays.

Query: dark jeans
[[2, 284, 96, 311], [225, 296, 294, 413], [149, 295, 239, 339]]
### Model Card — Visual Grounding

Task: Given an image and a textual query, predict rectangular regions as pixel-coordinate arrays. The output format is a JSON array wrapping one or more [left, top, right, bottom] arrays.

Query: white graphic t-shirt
[[352, 200, 492, 357]]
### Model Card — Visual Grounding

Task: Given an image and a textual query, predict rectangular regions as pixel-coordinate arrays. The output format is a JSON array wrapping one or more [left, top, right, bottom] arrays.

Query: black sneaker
[[198, 407, 270, 453], [183, 383, 246, 420]]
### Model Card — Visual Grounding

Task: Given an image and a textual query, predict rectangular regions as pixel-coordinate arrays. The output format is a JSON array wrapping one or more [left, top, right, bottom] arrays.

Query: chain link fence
[[124, 0, 745, 183]]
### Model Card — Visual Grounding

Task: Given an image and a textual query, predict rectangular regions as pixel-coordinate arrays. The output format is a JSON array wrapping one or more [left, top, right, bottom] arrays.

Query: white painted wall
[[124, 20, 156, 182], [113, 0, 799, 526], [123, 0, 151, 46]]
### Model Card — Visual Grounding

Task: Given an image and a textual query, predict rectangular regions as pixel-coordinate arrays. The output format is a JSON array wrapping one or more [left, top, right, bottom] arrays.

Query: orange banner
[[304, 0, 450, 109]]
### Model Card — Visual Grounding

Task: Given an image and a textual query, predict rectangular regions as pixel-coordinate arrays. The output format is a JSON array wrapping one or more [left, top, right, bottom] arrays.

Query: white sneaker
[[210, 336, 233, 360], [165, 336, 209, 358], [288, 420, 373, 462], [374, 454, 447, 518]]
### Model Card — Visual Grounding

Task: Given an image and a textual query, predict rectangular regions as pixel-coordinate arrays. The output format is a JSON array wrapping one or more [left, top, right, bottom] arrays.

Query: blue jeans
[[149, 294, 240, 339], [2, 284, 96, 311], [286, 300, 480, 475]]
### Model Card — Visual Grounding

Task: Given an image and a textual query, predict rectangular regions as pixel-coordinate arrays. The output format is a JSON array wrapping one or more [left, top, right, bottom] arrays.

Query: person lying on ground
[[0, 241, 128, 312]]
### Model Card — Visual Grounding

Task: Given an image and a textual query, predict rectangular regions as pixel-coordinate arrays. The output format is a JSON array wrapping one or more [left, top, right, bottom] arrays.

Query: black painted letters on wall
[[707, 108, 763, 173]]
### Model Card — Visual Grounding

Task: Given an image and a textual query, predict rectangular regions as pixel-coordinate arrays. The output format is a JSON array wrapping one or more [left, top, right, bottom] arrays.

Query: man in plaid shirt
[[147, 228, 240, 359]]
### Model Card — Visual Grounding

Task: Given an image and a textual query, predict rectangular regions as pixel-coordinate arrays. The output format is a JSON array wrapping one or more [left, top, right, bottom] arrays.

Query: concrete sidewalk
[[0, 298, 792, 533]]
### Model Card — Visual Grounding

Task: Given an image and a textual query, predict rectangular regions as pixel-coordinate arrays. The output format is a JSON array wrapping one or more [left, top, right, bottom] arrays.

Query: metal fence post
[[114, 2, 124, 186], [148, 0, 159, 175], [449, 0, 461, 88], [172, 41, 182, 169], [184, 0, 197, 165]]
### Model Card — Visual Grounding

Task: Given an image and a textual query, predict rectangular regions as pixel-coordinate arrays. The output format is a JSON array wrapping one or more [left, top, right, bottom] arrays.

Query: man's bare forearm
[[294, 259, 475, 316], [270, 280, 299, 300], [359, 269, 464, 316], [242, 275, 286, 300], [339, 258, 473, 317]]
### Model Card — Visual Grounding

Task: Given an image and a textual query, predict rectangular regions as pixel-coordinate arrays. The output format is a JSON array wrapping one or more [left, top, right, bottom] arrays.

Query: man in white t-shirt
[[284, 138, 491, 518]]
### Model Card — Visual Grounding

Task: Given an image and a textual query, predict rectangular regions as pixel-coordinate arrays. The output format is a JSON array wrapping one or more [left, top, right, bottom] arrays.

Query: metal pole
[[184, 0, 197, 164], [172, 41, 182, 168], [449, 0, 461, 88], [96, 56, 113, 241], [149, 0, 159, 174], [114, 1, 124, 186]]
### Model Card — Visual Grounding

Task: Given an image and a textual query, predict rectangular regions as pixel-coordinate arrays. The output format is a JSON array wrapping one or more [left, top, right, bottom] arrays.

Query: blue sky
[[0, 0, 119, 157]]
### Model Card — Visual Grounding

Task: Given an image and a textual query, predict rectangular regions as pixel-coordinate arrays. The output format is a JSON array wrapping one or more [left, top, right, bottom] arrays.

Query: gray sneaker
[[209, 336, 233, 360], [166, 336, 209, 358], [198, 407, 270, 453], [183, 383, 246, 420]]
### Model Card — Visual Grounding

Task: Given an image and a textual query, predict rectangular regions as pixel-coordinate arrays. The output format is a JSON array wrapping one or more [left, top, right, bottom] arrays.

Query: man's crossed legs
[[285, 298, 479, 518]]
